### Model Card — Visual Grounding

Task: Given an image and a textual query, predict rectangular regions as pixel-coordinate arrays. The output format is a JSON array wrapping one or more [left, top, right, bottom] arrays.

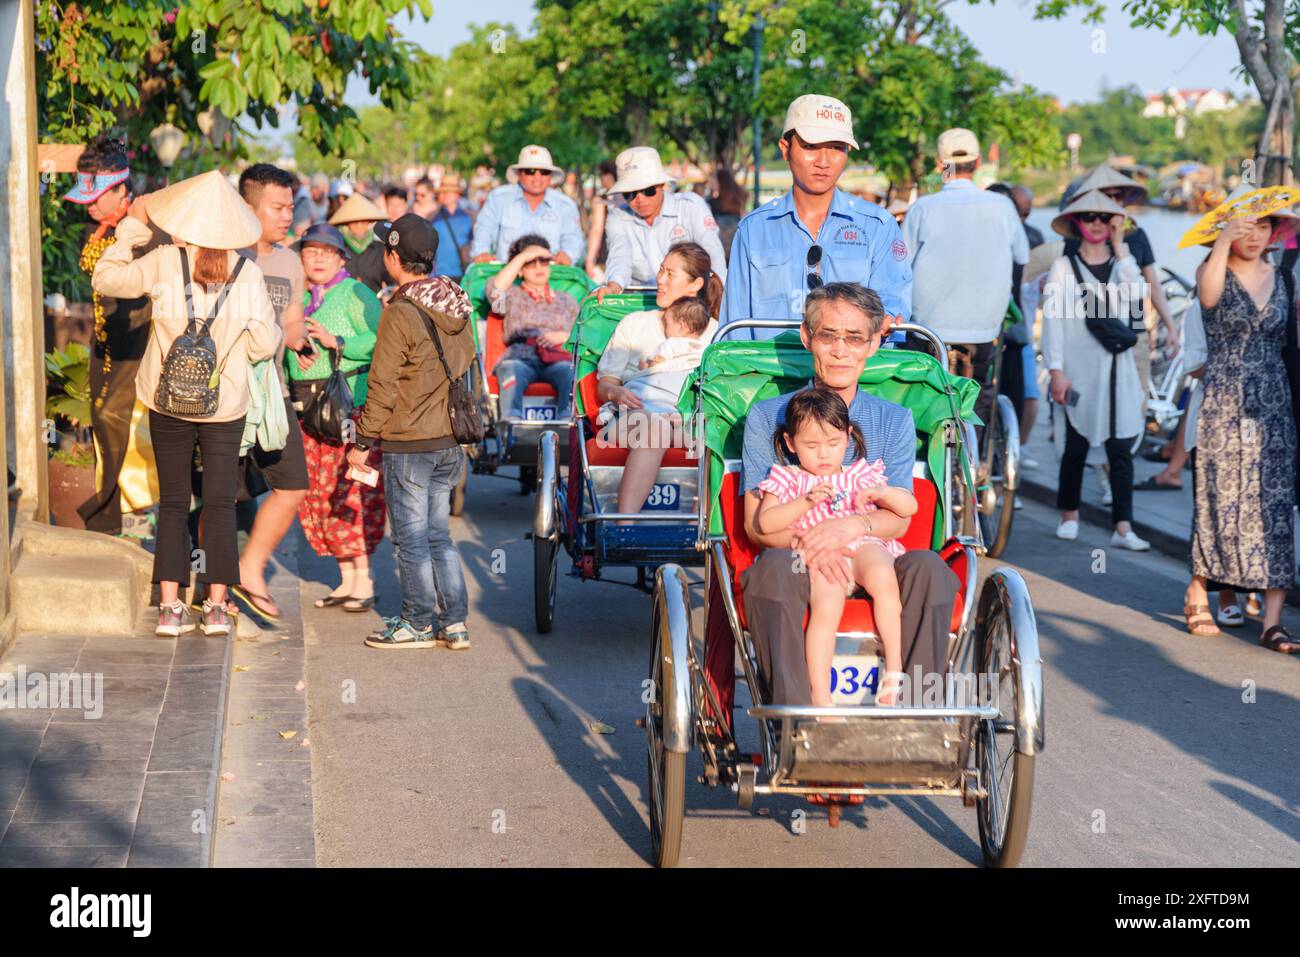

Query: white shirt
[[596, 309, 718, 384], [1040, 253, 1145, 445], [603, 191, 727, 289], [902, 178, 1028, 344]]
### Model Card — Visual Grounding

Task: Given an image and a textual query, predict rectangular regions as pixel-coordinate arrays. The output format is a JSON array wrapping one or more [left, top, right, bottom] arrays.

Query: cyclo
[[641, 320, 1045, 867], [531, 290, 707, 633], [457, 261, 594, 508]]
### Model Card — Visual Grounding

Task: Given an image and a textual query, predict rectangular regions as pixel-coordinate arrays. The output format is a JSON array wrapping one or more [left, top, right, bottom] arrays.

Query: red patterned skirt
[[298, 410, 386, 559]]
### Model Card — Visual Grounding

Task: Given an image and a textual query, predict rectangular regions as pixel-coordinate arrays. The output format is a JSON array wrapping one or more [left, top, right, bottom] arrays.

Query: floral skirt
[[298, 411, 386, 559]]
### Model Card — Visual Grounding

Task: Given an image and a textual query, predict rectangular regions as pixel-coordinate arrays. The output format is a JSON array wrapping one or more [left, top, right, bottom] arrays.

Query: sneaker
[[156, 601, 196, 637], [1013, 495, 1023, 511], [1019, 446, 1039, 469], [201, 599, 232, 636], [437, 622, 470, 651], [1056, 520, 1079, 540], [366, 616, 403, 641], [1111, 530, 1151, 551], [364, 618, 436, 649]]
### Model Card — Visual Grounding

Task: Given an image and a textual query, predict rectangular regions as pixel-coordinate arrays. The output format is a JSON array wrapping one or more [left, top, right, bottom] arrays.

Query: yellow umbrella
[[1178, 185, 1300, 248]]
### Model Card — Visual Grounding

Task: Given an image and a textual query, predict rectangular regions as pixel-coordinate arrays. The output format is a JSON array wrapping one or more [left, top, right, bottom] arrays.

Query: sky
[[389, 0, 1245, 105]]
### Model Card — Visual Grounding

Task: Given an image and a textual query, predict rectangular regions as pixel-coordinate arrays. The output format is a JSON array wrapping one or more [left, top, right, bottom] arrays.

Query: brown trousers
[[739, 548, 959, 706]]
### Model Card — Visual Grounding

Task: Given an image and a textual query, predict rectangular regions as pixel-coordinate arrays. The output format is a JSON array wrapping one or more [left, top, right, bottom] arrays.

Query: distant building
[[1142, 87, 1234, 119]]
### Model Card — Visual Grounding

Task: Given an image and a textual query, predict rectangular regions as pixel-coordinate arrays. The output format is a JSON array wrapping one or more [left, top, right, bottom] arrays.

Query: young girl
[[755, 389, 917, 707]]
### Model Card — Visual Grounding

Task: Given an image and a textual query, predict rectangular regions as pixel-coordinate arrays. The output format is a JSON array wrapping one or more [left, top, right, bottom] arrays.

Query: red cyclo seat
[[484, 311, 559, 398], [584, 439, 697, 468]]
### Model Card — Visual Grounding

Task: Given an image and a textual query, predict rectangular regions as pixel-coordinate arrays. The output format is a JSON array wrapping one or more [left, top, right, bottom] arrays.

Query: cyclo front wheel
[[977, 396, 1018, 558], [645, 567, 690, 867]]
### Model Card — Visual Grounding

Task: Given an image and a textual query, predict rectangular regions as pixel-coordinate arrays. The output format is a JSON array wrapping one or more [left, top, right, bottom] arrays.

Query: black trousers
[[149, 410, 244, 586], [1056, 415, 1134, 525]]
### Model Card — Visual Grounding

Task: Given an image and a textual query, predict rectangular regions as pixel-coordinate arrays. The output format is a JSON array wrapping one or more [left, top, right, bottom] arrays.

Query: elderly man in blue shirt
[[719, 94, 911, 337], [470, 145, 585, 265], [594, 146, 727, 301]]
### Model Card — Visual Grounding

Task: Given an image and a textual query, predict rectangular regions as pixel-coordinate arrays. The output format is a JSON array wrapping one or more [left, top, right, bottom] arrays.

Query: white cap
[[608, 146, 671, 195], [937, 128, 980, 165], [782, 94, 858, 149], [507, 145, 564, 186]]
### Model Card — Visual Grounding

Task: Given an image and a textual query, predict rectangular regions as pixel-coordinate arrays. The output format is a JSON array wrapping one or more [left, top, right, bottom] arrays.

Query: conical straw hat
[[146, 169, 262, 249], [1050, 189, 1128, 240], [328, 192, 385, 226], [1179, 183, 1300, 248], [1071, 164, 1146, 207]]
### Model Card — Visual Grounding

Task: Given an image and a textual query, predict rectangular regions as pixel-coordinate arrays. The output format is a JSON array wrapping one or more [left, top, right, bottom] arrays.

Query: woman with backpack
[[1040, 189, 1150, 552], [92, 170, 282, 638]]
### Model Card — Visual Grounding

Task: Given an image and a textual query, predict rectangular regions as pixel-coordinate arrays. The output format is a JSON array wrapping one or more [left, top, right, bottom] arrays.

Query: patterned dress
[[1191, 269, 1296, 590], [757, 457, 905, 557], [293, 275, 387, 559]]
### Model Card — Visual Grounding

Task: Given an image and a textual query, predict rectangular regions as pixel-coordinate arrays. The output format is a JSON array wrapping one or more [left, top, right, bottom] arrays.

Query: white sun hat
[[507, 145, 564, 186], [782, 94, 858, 149], [607, 146, 672, 195], [145, 169, 262, 249]]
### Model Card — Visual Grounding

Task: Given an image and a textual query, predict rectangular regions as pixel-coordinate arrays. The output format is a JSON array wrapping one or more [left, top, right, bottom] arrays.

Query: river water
[[1027, 206, 1205, 282]]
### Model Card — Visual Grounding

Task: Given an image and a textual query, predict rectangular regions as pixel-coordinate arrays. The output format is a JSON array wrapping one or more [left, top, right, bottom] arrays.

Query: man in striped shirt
[[738, 283, 959, 706]]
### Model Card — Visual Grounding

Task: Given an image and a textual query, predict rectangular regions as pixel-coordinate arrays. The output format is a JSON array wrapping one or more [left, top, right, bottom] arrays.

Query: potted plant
[[44, 342, 96, 528]]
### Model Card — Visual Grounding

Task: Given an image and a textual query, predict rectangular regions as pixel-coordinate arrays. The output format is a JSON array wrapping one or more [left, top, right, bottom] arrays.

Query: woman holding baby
[[595, 241, 721, 515]]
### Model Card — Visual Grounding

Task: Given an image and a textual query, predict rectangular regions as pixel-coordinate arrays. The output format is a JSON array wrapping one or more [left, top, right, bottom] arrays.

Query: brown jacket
[[357, 276, 474, 452]]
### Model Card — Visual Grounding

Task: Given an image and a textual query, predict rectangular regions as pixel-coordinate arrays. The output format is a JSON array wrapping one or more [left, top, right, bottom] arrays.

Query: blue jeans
[[494, 354, 572, 419], [382, 448, 469, 631]]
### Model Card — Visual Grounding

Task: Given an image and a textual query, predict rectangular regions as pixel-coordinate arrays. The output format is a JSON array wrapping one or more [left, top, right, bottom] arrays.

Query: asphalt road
[[300, 465, 1300, 867]]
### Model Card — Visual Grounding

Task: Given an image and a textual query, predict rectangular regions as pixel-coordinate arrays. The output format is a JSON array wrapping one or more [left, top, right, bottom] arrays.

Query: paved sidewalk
[[0, 614, 230, 867]]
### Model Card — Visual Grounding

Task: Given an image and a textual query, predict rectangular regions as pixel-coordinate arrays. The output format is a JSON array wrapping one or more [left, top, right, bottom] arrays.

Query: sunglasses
[[627, 185, 660, 199], [525, 256, 553, 267], [806, 244, 824, 289], [1074, 212, 1112, 225], [519, 168, 550, 177]]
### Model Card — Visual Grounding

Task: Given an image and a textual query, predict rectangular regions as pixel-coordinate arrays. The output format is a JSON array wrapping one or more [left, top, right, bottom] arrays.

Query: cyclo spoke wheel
[[533, 533, 558, 634], [645, 601, 685, 867], [978, 403, 1015, 558], [976, 595, 1034, 867]]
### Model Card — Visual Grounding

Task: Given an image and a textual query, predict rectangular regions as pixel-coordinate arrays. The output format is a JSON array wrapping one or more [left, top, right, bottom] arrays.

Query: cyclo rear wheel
[[977, 396, 1017, 558], [645, 571, 688, 867], [974, 575, 1036, 867]]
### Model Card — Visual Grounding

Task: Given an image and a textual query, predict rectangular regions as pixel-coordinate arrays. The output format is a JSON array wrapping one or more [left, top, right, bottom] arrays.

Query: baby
[[754, 389, 917, 708], [597, 296, 711, 425]]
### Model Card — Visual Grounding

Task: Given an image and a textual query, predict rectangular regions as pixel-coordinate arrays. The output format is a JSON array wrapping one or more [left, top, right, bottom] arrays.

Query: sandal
[[1216, 604, 1244, 628], [231, 584, 281, 621], [342, 596, 376, 613], [314, 594, 354, 608], [1261, 625, 1300, 654], [1183, 604, 1219, 637], [875, 670, 906, 707], [1134, 475, 1182, 492]]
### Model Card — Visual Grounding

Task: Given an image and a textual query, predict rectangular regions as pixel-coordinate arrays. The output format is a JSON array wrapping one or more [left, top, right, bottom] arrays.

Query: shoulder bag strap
[[417, 310, 457, 383], [198, 256, 246, 336], [178, 250, 198, 334]]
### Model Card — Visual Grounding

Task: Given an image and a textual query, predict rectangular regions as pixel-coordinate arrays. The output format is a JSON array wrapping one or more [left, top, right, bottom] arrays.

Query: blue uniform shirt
[[741, 385, 917, 495], [719, 188, 912, 337], [431, 206, 474, 280], [469, 184, 585, 263]]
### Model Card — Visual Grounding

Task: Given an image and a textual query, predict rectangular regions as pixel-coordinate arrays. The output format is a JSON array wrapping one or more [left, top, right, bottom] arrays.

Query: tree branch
[[1230, 0, 1275, 102]]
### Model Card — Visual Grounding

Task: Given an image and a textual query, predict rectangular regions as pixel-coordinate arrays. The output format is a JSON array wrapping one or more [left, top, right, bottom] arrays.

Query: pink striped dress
[[757, 457, 905, 557]]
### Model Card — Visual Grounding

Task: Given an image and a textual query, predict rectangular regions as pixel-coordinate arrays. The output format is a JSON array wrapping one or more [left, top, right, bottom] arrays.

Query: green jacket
[[285, 276, 381, 406]]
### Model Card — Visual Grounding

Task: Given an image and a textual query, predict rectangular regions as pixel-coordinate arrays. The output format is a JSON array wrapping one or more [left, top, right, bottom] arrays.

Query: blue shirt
[[901, 178, 1028, 344], [603, 190, 727, 289], [741, 385, 916, 495], [719, 188, 912, 338], [469, 184, 585, 263], [431, 206, 474, 279]]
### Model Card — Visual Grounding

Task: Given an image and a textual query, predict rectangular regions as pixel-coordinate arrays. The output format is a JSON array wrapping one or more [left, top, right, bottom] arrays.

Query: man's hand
[[792, 515, 866, 586], [553, 251, 573, 266], [473, 252, 495, 264], [595, 281, 623, 304], [345, 446, 371, 471]]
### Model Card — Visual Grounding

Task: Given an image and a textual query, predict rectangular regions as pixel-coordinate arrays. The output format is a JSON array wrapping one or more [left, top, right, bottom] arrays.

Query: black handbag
[[297, 346, 367, 443], [418, 313, 484, 444], [1069, 256, 1138, 355]]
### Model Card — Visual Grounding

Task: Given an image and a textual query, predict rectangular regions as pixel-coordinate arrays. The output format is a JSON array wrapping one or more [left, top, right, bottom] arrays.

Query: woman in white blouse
[[1040, 189, 1150, 550]]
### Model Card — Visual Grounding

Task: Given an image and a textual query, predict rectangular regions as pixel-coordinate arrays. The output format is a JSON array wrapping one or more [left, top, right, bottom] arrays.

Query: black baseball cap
[[384, 213, 438, 263]]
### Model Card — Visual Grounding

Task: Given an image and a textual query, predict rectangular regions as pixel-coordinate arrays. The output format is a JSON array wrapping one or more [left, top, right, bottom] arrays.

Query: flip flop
[[314, 594, 354, 608], [1216, 604, 1244, 627], [231, 584, 282, 621], [342, 596, 376, 613], [1134, 475, 1182, 491]]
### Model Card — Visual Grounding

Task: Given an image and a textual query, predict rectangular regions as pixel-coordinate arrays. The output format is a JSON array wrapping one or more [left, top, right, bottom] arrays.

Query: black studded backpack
[[154, 252, 246, 418]]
